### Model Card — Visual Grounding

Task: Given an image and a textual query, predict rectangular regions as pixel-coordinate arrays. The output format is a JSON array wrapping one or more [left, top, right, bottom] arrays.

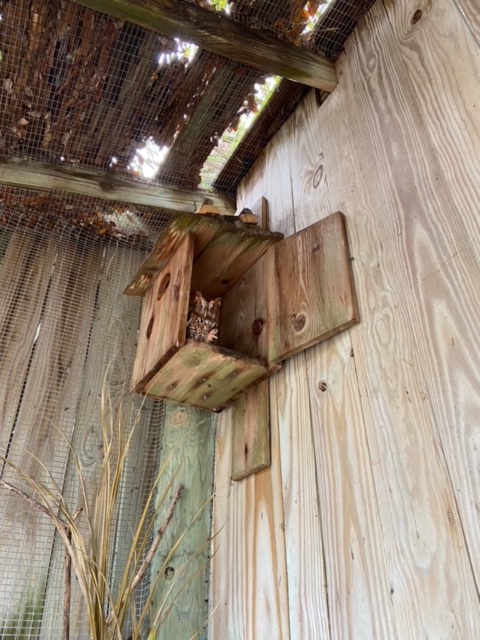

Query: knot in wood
[[291, 313, 306, 331], [252, 318, 264, 336], [411, 9, 422, 24]]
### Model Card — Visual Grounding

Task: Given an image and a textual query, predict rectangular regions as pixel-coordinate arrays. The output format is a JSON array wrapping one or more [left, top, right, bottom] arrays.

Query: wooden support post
[[71, 0, 337, 91], [151, 402, 215, 639]]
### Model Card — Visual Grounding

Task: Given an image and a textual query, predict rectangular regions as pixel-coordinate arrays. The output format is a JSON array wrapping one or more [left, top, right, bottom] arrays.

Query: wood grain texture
[[259, 112, 332, 638], [144, 340, 267, 412], [453, 0, 480, 43], [269, 213, 359, 364], [152, 402, 215, 640], [219, 249, 273, 364], [231, 380, 270, 481], [209, 406, 291, 640], [381, 0, 480, 598], [287, 1, 480, 635], [211, 0, 480, 637], [132, 233, 194, 391], [191, 224, 282, 299]]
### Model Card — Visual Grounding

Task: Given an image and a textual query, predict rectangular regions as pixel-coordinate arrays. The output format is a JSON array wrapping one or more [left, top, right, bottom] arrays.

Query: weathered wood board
[[132, 233, 194, 392], [0, 232, 100, 630], [40, 242, 160, 637], [144, 340, 267, 412], [231, 380, 270, 481], [220, 212, 359, 367], [151, 402, 215, 640], [269, 212, 359, 364]]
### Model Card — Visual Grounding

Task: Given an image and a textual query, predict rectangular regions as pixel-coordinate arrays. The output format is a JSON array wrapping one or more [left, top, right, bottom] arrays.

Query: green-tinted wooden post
[[151, 402, 216, 639]]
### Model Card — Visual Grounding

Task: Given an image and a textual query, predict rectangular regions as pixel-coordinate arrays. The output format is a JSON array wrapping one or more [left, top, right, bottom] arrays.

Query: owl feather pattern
[[187, 291, 221, 343]]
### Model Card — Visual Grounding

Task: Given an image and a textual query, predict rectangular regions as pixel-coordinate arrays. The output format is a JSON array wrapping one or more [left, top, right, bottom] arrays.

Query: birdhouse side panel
[[131, 233, 194, 392]]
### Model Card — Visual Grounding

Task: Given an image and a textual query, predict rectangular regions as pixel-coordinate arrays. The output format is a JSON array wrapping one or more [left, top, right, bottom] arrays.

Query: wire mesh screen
[[0, 187, 172, 638], [0, 0, 375, 195]]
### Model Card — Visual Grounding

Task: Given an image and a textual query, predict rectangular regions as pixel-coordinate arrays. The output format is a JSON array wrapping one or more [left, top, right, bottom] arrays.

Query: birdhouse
[[124, 210, 358, 413]]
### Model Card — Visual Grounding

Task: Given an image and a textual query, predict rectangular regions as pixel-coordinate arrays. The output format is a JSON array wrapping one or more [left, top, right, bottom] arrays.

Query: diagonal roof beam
[[71, 0, 337, 91], [0, 159, 236, 215]]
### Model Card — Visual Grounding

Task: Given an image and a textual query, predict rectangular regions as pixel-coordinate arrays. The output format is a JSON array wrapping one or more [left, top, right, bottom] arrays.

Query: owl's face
[[207, 297, 222, 320]]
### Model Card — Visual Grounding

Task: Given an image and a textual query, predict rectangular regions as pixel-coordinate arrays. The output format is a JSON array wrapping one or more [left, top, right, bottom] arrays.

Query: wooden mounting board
[[231, 380, 271, 481], [143, 340, 268, 412], [220, 212, 359, 366]]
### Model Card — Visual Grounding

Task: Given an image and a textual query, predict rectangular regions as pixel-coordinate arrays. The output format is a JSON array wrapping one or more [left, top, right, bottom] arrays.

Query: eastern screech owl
[[187, 291, 221, 343]]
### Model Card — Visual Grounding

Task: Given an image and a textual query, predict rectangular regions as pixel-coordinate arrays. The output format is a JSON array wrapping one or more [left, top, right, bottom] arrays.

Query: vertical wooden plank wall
[[210, 1, 480, 638]]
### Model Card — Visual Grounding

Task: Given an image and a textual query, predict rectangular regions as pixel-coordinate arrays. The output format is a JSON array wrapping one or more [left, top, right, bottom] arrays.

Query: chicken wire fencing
[[0, 0, 375, 196], [0, 186, 183, 639]]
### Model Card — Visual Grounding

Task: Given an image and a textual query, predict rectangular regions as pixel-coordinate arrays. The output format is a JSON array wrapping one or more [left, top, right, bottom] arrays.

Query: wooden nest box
[[124, 210, 358, 413]]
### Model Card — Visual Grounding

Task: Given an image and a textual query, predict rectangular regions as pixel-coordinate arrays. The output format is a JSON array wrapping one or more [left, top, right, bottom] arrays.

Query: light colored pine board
[[287, 93, 399, 638], [260, 112, 332, 639], [144, 340, 267, 412], [288, 2, 480, 635], [380, 0, 480, 601], [151, 402, 215, 640], [306, 332, 398, 638], [0, 158, 235, 216], [453, 0, 480, 44], [0, 235, 100, 630], [270, 354, 331, 640], [231, 380, 270, 481], [132, 233, 194, 391], [71, 0, 337, 91], [209, 405, 291, 640], [383, 0, 480, 240]]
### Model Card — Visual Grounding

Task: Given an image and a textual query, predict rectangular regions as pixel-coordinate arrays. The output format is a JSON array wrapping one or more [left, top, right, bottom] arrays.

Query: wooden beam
[[71, 0, 337, 91], [0, 158, 236, 216]]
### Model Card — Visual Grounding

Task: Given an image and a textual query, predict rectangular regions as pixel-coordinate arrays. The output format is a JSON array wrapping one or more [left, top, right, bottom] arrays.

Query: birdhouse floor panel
[[143, 340, 267, 412]]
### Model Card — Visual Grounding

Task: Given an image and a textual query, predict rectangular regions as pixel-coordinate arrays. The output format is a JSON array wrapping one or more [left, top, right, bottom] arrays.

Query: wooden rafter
[[71, 0, 338, 91], [0, 159, 235, 215]]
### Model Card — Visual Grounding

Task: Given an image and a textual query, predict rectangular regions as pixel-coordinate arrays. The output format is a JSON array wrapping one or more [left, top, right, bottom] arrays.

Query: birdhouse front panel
[[131, 233, 194, 392]]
